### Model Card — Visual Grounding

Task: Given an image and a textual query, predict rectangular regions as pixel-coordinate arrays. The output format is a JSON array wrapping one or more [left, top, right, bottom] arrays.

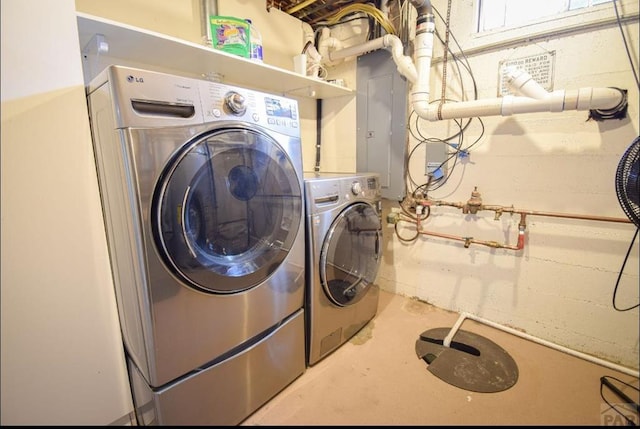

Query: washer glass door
[[153, 127, 302, 293], [320, 202, 382, 306]]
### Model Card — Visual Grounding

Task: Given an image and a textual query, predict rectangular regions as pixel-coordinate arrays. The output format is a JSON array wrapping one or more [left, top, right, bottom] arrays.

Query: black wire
[[428, 117, 485, 193], [599, 375, 640, 426], [406, 107, 485, 195], [612, 227, 639, 311], [612, 0, 640, 91], [394, 218, 420, 242], [432, 5, 479, 101], [406, 108, 464, 193], [407, 107, 461, 183], [301, 40, 313, 54], [404, 4, 482, 196]]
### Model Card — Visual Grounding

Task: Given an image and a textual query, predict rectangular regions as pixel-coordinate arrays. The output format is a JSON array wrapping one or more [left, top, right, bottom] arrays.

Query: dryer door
[[153, 127, 302, 293], [320, 202, 382, 306]]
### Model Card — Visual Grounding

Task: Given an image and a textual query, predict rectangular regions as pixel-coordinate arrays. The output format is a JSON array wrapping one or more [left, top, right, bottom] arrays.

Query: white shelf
[[76, 12, 353, 99]]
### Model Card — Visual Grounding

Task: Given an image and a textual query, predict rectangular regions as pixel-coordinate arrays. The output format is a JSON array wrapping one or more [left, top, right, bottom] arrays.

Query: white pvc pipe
[[305, 44, 322, 78], [301, 21, 315, 48], [443, 312, 640, 379], [313, 0, 625, 121], [317, 28, 344, 67], [322, 34, 418, 84], [409, 19, 626, 121], [505, 67, 550, 99], [405, 0, 626, 121], [413, 86, 624, 121]]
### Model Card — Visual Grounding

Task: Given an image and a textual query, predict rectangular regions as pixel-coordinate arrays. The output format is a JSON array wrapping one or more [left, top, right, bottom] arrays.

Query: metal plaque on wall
[[497, 51, 556, 96]]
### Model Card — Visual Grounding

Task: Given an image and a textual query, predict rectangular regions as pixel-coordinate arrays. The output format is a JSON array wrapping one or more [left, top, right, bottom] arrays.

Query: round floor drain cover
[[415, 327, 519, 393]]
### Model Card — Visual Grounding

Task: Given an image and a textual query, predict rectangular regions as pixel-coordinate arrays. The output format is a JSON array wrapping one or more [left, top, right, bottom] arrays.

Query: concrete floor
[[242, 289, 639, 426]]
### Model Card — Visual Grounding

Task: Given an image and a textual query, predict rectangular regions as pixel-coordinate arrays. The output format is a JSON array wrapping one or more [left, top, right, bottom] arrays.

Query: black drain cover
[[415, 327, 519, 393]]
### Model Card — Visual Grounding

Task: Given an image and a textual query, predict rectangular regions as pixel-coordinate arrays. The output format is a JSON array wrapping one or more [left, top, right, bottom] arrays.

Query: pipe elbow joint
[[588, 87, 628, 120], [397, 56, 418, 84], [412, 97, 439, 121]]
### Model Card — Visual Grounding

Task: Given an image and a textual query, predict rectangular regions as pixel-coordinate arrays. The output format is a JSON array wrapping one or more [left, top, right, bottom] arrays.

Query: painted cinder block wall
[[377, 0, 639, 370]]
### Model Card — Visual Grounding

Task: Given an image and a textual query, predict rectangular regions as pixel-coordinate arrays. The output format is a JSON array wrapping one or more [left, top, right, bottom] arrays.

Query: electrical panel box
[[356, 49, 407, 201], [425, 141, 449, 180]]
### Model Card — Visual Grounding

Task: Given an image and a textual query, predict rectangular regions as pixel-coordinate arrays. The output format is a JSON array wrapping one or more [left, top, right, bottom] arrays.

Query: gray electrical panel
[[356, 49, 407, 201]]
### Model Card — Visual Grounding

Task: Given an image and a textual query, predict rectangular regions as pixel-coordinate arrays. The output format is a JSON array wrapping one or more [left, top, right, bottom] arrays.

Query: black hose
[[314, 99, 322, 172]]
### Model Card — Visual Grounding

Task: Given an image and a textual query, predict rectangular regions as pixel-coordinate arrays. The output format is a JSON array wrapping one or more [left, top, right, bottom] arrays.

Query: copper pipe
[[400, 211, 527, 251], [498, 207, 631, 224], [399, 185, 634, 252], [419, 199, 632, 224], [417, 229, 522, 250]]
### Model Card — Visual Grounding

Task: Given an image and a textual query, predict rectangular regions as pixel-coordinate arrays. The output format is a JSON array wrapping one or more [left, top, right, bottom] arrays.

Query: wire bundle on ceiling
[[322, 3, 397, 35]]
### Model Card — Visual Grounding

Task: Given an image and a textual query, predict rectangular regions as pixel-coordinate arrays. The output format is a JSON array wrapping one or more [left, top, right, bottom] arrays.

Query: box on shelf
[[209, 16, 250, 58]]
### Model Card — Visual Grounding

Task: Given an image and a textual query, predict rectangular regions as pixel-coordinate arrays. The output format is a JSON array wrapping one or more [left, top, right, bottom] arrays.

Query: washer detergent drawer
[[129, 309, 306, 425]]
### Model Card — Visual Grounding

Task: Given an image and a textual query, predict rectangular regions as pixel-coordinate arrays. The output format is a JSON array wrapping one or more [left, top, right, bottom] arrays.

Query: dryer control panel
[[304, 172, 381, 216]]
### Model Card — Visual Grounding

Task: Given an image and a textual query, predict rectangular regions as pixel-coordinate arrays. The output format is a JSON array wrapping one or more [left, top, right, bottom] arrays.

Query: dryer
[[87, 65, 306, 425], [304, 172, 383, 366]]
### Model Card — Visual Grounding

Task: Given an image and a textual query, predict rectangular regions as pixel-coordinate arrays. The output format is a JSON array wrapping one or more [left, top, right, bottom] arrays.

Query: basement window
[[477, 0, 613, 32]]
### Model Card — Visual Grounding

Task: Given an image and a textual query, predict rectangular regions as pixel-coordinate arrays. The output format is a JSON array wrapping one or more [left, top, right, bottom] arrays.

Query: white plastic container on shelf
[[245, 19, 263, 62]]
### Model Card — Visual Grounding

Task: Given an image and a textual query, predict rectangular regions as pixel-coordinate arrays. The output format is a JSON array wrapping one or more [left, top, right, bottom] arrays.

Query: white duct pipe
[[443, 312, 640, 379]]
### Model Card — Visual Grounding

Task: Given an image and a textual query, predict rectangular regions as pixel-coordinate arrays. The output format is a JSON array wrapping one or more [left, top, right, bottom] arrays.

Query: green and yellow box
[[209, 16, 250, 58]]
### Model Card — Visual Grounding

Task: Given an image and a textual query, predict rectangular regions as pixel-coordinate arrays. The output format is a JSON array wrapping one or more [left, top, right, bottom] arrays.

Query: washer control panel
[[198, 80, 299, 137], [223, 91, 247, 115], [97, 65, 300, 136], [351, 181, 362, 195]]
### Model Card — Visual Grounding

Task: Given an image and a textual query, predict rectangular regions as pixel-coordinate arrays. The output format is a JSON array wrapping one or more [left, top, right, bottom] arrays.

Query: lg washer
[[304, 172, 383, 366], [87, 65, 306, 425]]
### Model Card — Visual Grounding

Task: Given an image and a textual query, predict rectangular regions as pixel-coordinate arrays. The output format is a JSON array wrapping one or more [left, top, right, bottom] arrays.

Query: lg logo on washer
[[126, 75, 144, 83]]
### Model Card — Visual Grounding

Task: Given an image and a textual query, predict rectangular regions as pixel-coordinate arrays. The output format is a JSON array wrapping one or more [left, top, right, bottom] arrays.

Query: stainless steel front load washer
[[304, 172, 382, 366], [87, 65, 306, 425]]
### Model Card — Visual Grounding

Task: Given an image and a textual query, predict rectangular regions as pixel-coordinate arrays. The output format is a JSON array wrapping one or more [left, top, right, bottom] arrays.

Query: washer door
[[320, 202, 382, 306], [153, 127, 302, 294]]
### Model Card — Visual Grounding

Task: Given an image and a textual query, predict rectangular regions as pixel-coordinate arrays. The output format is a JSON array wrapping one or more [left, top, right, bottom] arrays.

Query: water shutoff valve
[[387, 212, 400, 225], [465, 187, 483, 214]]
